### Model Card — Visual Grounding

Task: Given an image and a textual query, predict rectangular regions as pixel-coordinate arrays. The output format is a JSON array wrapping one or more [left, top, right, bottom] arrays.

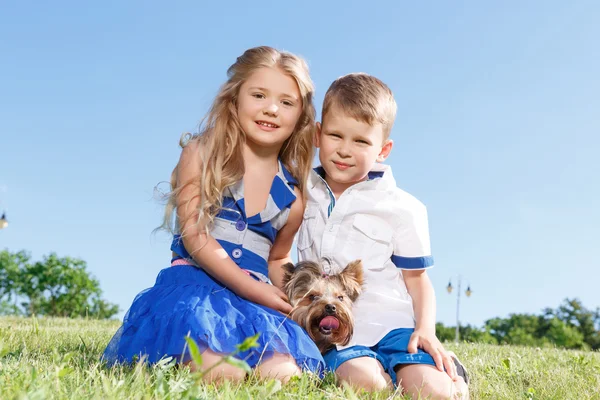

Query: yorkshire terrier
[[281, 260, 364, 353]]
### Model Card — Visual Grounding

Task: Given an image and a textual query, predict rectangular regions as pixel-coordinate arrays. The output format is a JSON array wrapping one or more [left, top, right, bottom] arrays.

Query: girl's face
[[236, 67, 303, 153]]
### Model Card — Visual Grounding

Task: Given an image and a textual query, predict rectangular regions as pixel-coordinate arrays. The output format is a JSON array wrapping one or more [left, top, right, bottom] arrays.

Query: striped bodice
[[171, 160, 298, 281]]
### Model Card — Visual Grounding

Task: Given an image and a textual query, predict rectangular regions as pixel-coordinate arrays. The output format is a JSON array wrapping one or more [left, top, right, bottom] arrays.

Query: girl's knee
[[184, 349, 247, 384], [256, 353, 301, 382]]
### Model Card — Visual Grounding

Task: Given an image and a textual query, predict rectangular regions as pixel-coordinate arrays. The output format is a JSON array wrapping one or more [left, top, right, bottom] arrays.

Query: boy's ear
[[377, 139, 393, 162], [314, 122, 322, 148]]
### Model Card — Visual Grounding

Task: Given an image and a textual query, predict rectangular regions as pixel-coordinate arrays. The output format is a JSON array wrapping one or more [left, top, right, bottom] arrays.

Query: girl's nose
[[263, 102, 278, 116]]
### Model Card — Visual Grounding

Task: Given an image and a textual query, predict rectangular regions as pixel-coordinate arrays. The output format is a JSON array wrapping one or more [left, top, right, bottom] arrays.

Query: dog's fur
[[281, 260, 364, 353]]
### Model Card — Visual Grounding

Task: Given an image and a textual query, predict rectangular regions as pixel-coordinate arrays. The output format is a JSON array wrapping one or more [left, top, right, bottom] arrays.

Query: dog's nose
[[325, 304, 336, 314]]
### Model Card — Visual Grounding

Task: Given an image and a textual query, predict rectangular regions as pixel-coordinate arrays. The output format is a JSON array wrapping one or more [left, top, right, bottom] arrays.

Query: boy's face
[[316, 105, 393, 195]]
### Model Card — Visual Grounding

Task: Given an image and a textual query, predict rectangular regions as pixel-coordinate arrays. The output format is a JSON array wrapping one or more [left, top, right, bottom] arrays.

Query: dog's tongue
[[319, 316, 340, 330]]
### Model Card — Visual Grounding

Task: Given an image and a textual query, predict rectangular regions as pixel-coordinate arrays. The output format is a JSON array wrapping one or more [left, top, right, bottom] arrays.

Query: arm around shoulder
[[268, 187, 304, 288]]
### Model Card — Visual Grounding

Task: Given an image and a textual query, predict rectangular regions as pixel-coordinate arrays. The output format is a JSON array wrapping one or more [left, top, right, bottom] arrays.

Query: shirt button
[[232, 248, 243, 259], [235, 220, 246, 231], [329, 226, 334, 232], [372, 229, 378, 236]]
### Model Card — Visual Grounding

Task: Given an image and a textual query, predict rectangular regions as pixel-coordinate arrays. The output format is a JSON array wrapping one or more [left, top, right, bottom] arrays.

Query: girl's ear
[[314, 122, 322, 148]]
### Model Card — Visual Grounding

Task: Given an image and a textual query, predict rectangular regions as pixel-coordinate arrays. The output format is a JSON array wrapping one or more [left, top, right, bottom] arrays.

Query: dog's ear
[[281, 262, 296, 287], [341, 259, 364, 301], [343, 260, 364, 285]]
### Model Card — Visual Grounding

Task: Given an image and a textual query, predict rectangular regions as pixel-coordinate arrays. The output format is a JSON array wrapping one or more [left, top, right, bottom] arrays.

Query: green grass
[[0, 317, 599, 399]]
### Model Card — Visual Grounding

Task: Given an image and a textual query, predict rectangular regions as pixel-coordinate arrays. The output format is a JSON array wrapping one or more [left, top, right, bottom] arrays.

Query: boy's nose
[[337, 146, 351, 157]]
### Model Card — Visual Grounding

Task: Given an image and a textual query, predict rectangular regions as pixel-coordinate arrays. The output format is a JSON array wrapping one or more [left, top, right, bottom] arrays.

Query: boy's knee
[[335, 357, 392, 392], [398, 365, 469, 400]]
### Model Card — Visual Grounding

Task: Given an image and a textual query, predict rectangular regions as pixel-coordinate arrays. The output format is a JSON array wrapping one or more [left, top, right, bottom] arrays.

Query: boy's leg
[[373, 329, 469, 399], [336, 356, 393, 391], [396, 364, 469, 400], [324, 346, 392, 392]]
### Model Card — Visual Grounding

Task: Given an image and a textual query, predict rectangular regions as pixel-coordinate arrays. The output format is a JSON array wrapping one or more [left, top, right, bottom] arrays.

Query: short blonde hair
[[322, 73, 397, 138]]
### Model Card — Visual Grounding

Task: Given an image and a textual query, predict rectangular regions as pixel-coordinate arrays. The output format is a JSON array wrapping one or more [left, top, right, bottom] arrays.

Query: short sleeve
[[390, 201, 434, 270]]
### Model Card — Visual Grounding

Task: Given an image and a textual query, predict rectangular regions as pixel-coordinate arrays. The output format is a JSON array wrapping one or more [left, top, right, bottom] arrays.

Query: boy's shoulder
[[307, 165, 427, 215]]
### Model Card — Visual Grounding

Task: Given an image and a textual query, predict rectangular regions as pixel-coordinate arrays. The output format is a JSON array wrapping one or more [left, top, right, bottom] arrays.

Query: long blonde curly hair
[[160, 46, 316, 235]]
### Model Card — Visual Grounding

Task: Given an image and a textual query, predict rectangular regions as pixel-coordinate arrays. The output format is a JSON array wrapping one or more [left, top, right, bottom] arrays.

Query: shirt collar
[[310, 163, 394, 190]]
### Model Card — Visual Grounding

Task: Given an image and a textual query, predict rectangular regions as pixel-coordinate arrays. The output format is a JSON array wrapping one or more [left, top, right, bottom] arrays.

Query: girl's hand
[[407, 329, 458, 380], [241, 281, 293, 314]]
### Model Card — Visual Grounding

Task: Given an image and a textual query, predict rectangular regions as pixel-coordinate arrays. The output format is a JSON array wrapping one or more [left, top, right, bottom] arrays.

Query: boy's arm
[[403, 269, 436, 333], [268, 187, 304, 289], [404, 269, 457, 379], [391, 197, 457, 379]]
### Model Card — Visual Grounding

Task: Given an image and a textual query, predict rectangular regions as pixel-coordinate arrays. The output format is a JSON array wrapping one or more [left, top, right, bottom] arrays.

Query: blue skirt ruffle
[[102, 265, 324, 374]]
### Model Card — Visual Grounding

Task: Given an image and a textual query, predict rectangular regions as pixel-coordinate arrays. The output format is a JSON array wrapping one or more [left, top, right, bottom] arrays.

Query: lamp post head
[[446, 281, 453, 294], [0, 212, 7, 230], [465, 286, 472, 297]]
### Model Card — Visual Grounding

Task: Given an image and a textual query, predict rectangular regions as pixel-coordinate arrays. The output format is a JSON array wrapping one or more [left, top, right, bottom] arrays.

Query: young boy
[[297, 73, 469, 399]]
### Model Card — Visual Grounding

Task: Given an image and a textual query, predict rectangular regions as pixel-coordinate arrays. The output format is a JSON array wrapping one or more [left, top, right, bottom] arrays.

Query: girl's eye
[[252, 93, 265, 99], [337, 296, 344, 301], [282, 100, 294, 107]]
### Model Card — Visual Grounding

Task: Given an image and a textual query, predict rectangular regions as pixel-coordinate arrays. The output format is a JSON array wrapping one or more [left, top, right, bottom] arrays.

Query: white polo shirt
[[297, 164, 434, 349]]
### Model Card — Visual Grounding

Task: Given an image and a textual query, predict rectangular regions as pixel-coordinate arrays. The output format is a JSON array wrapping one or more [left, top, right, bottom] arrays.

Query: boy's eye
[[329, 133, 342, 138], [356, 140, 370, 145], [337, 296, 344, 301]]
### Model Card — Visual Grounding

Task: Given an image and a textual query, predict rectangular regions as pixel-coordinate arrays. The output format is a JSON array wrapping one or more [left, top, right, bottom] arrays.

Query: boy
[[297, 73, 469, 399]]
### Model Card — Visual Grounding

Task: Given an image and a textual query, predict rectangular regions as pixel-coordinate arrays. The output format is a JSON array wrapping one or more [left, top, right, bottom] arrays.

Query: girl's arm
[[267, 187, 304, 289], [404, 269, 456, 378], [176, 141, 291, 313]]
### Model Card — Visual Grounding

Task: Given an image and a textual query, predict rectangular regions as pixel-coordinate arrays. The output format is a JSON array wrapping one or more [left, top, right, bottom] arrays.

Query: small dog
[[282, 260, 364, 353]]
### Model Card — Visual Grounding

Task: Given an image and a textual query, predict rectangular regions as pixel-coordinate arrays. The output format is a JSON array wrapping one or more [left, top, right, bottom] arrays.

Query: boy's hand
[[407, 329, 458, 380]]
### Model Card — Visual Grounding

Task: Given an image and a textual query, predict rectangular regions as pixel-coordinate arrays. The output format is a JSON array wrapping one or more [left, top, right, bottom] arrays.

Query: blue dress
[[102, 161, 325, 374]]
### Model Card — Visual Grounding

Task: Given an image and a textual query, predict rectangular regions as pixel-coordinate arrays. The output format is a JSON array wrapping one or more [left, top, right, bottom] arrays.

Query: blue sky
[[1, 1, 598, 329]]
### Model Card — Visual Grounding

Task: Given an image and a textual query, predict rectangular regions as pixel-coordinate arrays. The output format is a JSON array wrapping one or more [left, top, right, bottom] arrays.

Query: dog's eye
[[309, 295, 316, 302], [337, 296, 344, 301]]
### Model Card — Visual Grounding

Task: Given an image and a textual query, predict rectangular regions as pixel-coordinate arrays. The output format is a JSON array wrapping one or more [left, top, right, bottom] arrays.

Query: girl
[[103, 46, 324, 382]]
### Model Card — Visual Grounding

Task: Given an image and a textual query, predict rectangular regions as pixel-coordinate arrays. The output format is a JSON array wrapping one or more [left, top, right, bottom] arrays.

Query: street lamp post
[[446, 276, 472, 343]]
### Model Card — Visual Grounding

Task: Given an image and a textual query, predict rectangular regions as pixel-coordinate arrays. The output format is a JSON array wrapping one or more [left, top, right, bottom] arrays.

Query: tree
[[543, 317, 585, 349], [0, 249, 119, 319], [0, 250, 29, 315], [543, 298, 600, 350]]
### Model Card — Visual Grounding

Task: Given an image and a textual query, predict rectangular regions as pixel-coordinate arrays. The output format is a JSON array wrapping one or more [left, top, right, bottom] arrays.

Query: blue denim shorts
[[323, 328, 436, 385]]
